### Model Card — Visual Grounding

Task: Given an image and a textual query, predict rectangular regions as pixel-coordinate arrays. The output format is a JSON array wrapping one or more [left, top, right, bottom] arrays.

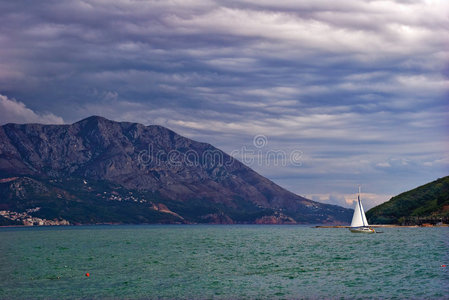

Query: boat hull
[[349, 227, 375, 234]]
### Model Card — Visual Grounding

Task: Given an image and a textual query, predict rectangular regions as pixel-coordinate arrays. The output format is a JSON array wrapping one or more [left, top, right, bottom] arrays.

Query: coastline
[[315, 224, 449, 228], [2, 223, 448, 229]]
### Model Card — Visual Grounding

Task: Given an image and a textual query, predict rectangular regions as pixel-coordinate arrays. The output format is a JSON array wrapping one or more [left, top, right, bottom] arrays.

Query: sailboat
[[349, 186, 375, 233]]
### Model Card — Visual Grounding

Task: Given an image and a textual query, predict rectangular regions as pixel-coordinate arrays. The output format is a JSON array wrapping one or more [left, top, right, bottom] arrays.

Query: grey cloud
[[0, 0, 448, 206]]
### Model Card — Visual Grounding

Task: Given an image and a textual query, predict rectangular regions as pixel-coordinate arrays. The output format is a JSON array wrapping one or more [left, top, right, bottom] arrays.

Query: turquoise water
[[0, 225, 448, 299]]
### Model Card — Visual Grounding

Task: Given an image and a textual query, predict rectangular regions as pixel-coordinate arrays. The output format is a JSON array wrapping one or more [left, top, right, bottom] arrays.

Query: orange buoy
[[85, 272, 90, 277]]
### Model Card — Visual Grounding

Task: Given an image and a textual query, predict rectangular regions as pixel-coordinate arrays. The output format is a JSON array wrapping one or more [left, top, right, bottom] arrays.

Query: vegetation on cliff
[[367, 176, 449, 225]]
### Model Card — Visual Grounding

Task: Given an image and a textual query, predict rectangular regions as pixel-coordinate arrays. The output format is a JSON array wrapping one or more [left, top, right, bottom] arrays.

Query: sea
[[0, 225, 448, 299]]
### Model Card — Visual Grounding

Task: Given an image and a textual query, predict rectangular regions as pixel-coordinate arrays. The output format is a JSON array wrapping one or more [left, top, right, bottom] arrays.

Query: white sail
[[359, 199, 369, 226], [350, 187, 369, 228]]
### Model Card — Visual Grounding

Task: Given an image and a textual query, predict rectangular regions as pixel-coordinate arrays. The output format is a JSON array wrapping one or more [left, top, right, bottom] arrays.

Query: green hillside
[[0, 176, 278, 225], [366, 176, 449, 225]]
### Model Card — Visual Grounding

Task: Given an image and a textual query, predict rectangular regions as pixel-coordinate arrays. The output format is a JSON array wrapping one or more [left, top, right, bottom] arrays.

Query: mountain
[[367, 176, 449, 225], [0, 116, 352, 225]]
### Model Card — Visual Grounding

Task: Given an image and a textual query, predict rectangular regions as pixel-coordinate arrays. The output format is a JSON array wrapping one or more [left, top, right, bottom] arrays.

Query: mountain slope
[[0, 116, 352, 225], [366, 176, 449, 224]]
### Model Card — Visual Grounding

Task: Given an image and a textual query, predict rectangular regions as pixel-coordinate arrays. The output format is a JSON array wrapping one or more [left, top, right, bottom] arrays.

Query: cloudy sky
[[1, 0, 448, 209]]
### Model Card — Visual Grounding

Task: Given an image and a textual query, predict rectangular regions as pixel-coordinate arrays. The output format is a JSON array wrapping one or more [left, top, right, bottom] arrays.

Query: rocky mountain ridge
[[0, 116, 352, 225]]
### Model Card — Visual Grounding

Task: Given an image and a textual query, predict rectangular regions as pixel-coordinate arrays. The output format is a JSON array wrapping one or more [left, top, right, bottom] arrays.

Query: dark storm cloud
[[0, 0, 448, 207]]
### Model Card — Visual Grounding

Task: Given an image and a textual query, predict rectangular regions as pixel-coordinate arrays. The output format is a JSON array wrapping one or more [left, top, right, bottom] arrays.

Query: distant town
[[0, 207, 70, 226]]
